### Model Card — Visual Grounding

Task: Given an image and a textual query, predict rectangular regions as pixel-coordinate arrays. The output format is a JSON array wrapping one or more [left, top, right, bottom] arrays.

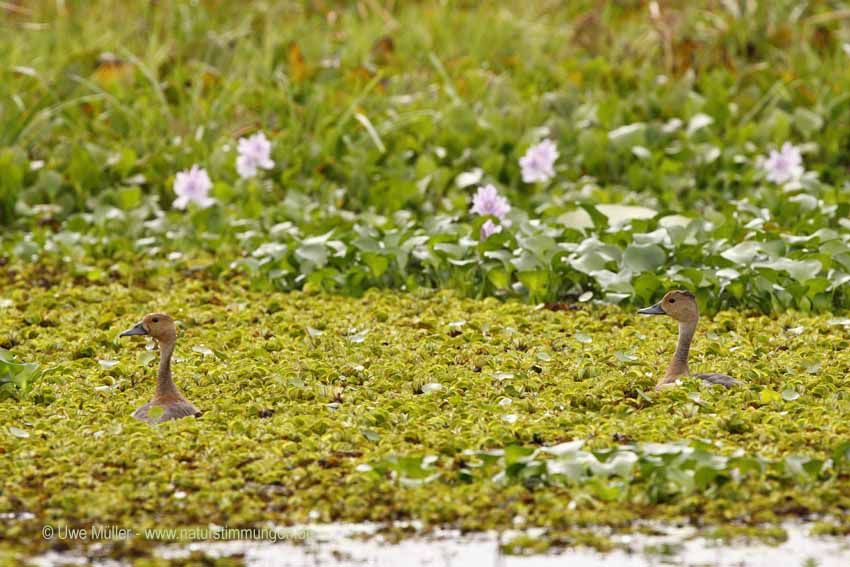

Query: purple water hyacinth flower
[[236, 132, 275, 179], [763, 142, 804, 184], [173, 165, 215, 210], [470, 184, 511, 219], [480, 219, 503, 240], [519, 139, 558, 184]]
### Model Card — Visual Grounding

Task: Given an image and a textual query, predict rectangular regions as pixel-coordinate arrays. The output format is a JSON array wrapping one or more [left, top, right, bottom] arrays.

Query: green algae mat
[[2, 273, 850, 560]]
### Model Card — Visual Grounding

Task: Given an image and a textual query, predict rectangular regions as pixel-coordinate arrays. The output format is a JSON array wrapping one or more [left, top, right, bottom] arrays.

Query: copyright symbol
[[42, 525, 54, 539]]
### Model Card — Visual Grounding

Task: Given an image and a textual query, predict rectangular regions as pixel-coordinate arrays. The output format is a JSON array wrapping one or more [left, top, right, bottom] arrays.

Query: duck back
[[133, 400, 201, 424], [693, 372, 741, 388]]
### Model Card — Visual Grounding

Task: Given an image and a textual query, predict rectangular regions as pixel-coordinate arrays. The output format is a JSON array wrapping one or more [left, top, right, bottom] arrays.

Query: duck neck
[[154, 339, 181, 400], [664, 319, 697, 381]]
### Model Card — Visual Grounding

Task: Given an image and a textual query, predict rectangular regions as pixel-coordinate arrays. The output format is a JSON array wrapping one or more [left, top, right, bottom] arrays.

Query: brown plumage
[[119, 313, 201, 424], [638, 290, 742, 390]]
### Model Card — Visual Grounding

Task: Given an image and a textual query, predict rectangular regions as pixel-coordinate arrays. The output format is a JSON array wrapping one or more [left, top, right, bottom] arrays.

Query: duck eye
[[669, 299, 676, 304], [152, 317, 159, 323]]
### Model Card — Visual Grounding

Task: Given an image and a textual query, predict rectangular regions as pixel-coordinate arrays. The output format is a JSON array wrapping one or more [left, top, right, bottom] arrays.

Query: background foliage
[[4, 1, 850, 311]]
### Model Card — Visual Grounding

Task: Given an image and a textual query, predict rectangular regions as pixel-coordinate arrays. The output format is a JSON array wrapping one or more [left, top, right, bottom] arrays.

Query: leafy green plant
[[3, 2, 850, 312], [0, 348, 41, 400], [369, 439, 847, 504]]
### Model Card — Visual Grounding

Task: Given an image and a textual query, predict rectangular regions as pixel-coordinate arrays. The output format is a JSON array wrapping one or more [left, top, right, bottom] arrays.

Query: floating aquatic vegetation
[[1, 272, 850, 558], [368, 440, 850, 505], [0, 348, 41, 400]]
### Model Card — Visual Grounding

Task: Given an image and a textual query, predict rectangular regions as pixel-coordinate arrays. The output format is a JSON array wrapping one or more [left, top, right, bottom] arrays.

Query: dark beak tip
[[119, 323, 148, 337], [638, 303, 666, 315]]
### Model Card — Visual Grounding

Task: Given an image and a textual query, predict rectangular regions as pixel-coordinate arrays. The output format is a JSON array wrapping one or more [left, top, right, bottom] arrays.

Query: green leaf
[[694, 466, 721, 490], [557, 209, 594, 231], [362, 429, 381, 442], [0, 148, 26, 222], [517, 271, 548, 296], [503, 445, 535, 466], [614, 351, 638, 364], [432, 242, 468, 258], [781, 388, 800, 402], [572, 252, 609, 274], [0, 350, 41, 399], [622, 244, 665, 273], [193, 345, 215, 358], [793, 108, 823, 137], [833, 441, 850, 465], [632, 273, 661, 304], [116, 186, 142, 210], [138, 352, 157, 366], [486, 267, 510, 290], [353, 237, 381, 253], [295, 243, 328, 268], [753, 258, 822, 282], [518, 235, 556, 259], [607, 123, 646, 149], [362, 252, 389, 278], [721, 242, 762, 265], [596, 204, 656, 226], [587, 478, 622, 501], [759, 389, 782, 404], [8, 426, 29, 439], [575, 332, 592, 344]]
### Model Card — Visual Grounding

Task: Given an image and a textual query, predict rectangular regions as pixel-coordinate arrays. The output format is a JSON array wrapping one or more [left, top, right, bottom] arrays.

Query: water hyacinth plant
[[172, 166, 215, 210], [470, 184, 511, 240], [368, 439, 850, 503], [236, 132, 275, 179], [519, 139, 558, 184], [0, 348, 41, 400], [0, 8, 848, 314], [470, 184, 511, 220], [479, 219, 502, 240], [763, 142, 805, 185]]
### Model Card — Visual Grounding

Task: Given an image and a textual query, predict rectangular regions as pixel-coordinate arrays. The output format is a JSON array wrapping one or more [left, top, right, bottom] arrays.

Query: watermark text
[[42, 524, 310, 543]]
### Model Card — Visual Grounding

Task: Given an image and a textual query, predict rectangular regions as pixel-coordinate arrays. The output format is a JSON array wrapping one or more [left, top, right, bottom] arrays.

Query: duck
[[119, 313, 201, 424], [638, 290, 742, 390]]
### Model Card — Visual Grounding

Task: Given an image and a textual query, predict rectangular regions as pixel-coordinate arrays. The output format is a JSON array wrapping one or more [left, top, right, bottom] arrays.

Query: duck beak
[[119, 322, 148, 337], [638, 302, 665, 315]]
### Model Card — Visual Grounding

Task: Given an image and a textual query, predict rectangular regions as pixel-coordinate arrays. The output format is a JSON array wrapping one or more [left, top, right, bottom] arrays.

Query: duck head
[[120, 313, 177, 343], [638, 290, 699, 323]]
